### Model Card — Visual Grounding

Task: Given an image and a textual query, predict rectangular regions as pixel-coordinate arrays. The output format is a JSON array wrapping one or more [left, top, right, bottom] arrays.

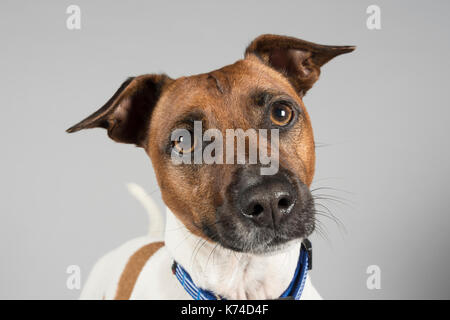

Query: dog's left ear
[[245, 34, 355, 96], [66, 74, 172, 147]]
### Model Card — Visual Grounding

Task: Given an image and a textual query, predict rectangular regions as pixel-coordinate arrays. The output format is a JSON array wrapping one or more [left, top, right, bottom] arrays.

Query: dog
[[67, 34, 355, 300]]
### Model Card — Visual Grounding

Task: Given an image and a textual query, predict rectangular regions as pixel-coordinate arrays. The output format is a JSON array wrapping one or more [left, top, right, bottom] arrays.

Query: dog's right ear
[[66, 74, 172, 147]]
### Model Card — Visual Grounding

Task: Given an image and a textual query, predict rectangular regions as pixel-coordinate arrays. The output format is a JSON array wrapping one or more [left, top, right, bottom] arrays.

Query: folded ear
[[245, 34, 355, 96], [66, 74, 172, 147]]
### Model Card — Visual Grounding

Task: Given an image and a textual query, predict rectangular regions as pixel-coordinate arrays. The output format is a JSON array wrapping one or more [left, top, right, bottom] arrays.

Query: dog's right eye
[[172, 134, 196, 154]]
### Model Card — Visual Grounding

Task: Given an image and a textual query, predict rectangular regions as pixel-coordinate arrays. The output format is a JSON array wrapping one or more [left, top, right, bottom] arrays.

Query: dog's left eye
[[270, 102, 294, 126]]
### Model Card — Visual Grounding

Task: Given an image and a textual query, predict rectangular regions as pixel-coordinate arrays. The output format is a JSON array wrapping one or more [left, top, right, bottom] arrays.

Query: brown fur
[[147, 56, 317, 237], [114, 242, 164, 300]]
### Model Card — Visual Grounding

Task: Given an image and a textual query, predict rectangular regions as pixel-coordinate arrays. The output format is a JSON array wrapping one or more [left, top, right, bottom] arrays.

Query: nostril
[[249, 203, 264, 216], [278, 197, 291, 209]]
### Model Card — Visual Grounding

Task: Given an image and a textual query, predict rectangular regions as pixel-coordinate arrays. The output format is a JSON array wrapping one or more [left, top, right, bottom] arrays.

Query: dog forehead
[[148, 57, 306, 148], [211, 57, 300, 95], [155, 58, 300, 116]]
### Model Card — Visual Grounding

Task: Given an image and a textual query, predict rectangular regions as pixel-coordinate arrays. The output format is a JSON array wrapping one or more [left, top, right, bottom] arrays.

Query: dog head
[[67, 34, 354, 254]]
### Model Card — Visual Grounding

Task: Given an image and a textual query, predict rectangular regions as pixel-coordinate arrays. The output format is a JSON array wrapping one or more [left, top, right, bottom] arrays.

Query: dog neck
[[164, 208, 301, 299]]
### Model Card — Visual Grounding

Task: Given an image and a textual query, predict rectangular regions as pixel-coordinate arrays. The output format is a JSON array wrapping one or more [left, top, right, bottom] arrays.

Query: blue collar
[[171, 239, 312, 300]]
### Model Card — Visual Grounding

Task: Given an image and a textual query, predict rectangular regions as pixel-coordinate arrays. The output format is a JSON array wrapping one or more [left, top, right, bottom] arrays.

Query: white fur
[[80, 185, 322, 300], [164, 208, 321, 300]]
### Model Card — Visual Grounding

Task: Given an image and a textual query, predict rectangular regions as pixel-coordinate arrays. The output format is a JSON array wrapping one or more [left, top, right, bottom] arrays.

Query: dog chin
[[217, 236, 304, 255], [212, 225, 315, 255]]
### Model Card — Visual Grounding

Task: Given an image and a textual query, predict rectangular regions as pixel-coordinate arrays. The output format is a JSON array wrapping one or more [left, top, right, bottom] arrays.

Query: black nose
[[239, 174, 296, 228]]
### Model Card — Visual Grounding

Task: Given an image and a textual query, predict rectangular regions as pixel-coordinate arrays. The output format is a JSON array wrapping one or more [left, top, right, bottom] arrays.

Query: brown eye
[[270, 102, 294, 126], [173, 134, 196, 154]]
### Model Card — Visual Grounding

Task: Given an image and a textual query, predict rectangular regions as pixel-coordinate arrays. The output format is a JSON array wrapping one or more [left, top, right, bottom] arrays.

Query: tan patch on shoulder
[[114, 241, 164, 300]]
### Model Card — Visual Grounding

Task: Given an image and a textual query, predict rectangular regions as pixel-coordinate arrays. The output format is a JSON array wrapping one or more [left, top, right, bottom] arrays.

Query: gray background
[[1, 0, 449, 299]]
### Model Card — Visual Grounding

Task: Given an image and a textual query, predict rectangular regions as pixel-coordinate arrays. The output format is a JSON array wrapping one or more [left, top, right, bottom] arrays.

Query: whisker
[[312, 194, 354, 207]]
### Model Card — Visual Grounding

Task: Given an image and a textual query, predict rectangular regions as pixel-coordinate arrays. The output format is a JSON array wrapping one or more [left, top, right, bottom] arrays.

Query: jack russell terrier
[[67, 34, 355, 300]]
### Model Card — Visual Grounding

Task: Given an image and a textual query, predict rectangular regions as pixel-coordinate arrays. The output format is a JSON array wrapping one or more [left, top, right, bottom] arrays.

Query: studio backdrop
[[1, 0, 449, 299]]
